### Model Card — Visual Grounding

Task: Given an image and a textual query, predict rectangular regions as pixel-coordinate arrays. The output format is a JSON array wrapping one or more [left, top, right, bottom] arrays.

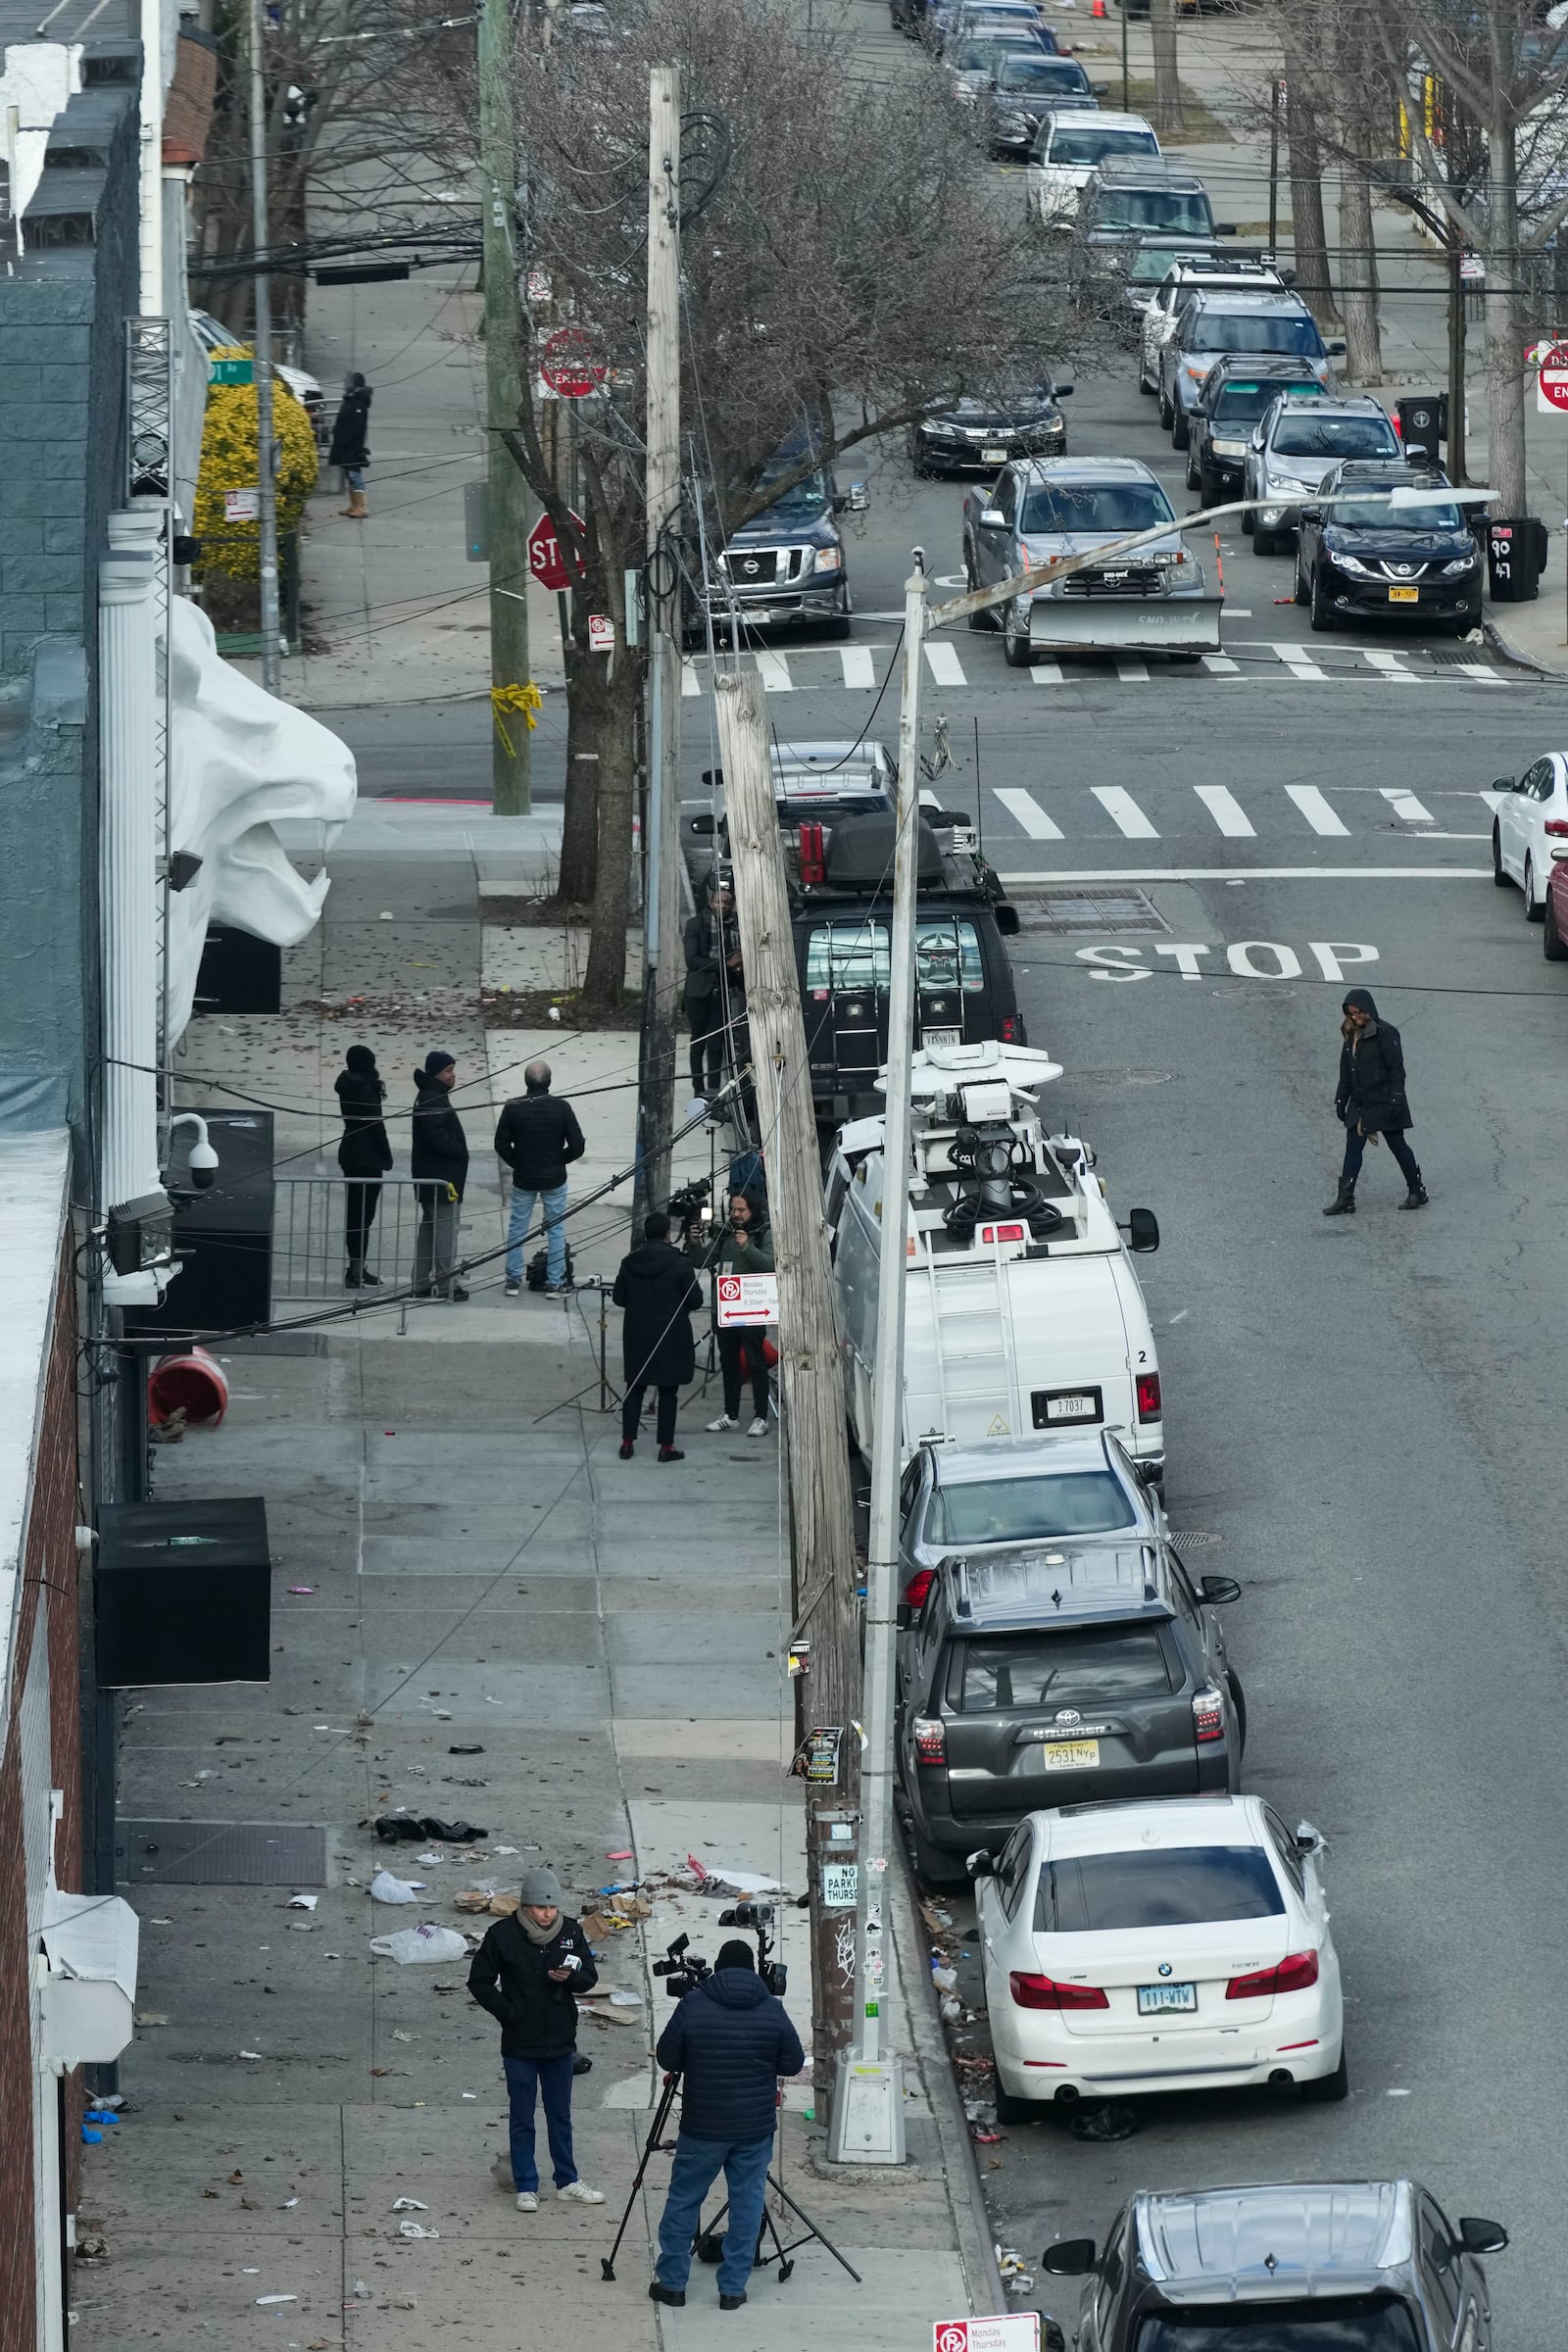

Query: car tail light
[[1227, 1949, 1319, 2001], [912, 1716, 946, 1765], [998, 1014, 1020, 1042], [1192, 1687, 1224, 1743], [903, 1567, 937, 1613], [798, 820, 827, 883], [1136, 1372, 1162, 1423], [980, 1223, 1027, 1244], [1545, 819, 1568, 839], [1009, 1971, 1108, 2012]]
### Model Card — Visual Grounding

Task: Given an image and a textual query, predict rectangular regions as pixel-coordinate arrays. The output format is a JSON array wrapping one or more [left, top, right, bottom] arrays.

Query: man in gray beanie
[[466, 1866, 607, 2212]]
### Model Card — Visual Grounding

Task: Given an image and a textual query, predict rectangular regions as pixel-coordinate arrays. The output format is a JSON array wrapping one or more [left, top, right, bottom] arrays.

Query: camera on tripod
[[667, 1174, 713, 1239], [719, 1901, 787, 1997], [651, 1932, 711, 1997]]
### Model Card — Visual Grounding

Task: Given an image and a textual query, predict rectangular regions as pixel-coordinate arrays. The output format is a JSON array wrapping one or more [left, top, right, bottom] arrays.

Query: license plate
[[1388, 586, 1419, 603], [1046, 1393, 1095, 1421], [923, 1027, 960, 1047], [744, 608, 774, 623], [982, 446, 1007, 465], [1043, 1739, 1100, 1771], [1137, 1982, 1198, 2015]]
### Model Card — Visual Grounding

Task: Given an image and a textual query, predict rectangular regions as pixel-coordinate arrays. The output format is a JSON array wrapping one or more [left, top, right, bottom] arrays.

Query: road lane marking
[[1456, 662, 1506, 683], [1029, 659, 1066, 685], [1092, 785, 1158, 839], [998, 866, 1490, 884], [994, 788, 1064, 841], [1381, 788, 1434, 823], [1201, 653, 1241, 674], [1271, 642, 1328, 679], [1115, 658, 1150, 683], [1286, 784, 1349, 836], [1363, 650, 1419, 680], [924, 642, 966, 686], [1194, 785, 1254, 837], [840, 648, 875, 690], [754, 650, 793, 692], [919, 789, 941, 808]]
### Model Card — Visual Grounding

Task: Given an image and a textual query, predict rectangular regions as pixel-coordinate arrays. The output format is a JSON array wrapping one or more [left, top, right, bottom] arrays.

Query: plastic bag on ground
[[370, 1870, 423, 1905], [370, 1924, 469, 1966]]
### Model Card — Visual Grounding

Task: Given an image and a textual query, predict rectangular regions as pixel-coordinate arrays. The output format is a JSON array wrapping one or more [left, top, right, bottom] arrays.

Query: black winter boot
[[1397, 1168, 1429, 1209], [1322, 1181, 1356, 1217]]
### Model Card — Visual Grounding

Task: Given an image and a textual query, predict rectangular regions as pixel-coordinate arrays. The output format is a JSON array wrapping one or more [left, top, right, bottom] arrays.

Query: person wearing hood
[[466, 1866, 606, 2213], [334, 1045, 393, 1288], [330, 370, 372, 519], [649, 1937, 806, 2312], [411, 1052, 470, 1298], [1326, 987, 1427, 1215], [699, 1190, 775, 1436], [612, 1212, 704, 1461]]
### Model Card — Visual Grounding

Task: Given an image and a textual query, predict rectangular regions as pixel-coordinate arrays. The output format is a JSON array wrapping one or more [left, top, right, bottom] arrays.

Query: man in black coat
[[683, 883, 744, 1098], [466, 1866, 607, 2212], [1325, 987, 1428, 1215], [649, 1939, 806, 2312], [329, 370, 372, 517], [334, 1045, 392, 1287], [411, 1051, 470, 1298], [494, 1060, 586, 1298], [612, 1211, 704, 1461]]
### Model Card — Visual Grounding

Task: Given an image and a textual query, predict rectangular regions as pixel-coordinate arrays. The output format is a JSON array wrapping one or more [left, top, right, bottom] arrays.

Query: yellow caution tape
[[491, 680, 544, 757]]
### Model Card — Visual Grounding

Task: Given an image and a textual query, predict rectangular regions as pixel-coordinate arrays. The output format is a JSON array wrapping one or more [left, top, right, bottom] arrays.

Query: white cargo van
[[825, 1041, 1165, 1482]]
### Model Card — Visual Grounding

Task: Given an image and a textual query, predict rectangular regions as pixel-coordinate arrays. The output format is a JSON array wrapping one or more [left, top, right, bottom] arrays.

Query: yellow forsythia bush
[[194, 344, 319, 582]]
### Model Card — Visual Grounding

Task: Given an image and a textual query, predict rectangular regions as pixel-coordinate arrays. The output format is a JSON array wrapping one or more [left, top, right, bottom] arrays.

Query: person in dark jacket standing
[[411, 1051, 470, 1298], [494, 1059, 585, 1297], [1325, 987, 1428, 1215], [701, 1190, 775, 1436], [330, 371, 372, 518], [649, 1939, 806, 2312], [334, 1045, 392, 1288], [466, 1866, 607, 2212], [683, 883, 744, 1098], [612, 1212, 704, 1461]]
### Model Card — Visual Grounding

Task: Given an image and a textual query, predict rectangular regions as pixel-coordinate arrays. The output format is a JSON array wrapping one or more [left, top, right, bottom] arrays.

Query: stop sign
[[541, 326, 606, 399], [526, 509, 584, 594]]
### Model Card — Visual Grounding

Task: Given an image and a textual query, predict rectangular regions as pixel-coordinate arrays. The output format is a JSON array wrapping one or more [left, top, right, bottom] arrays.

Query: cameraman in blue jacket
[[648, 1940, 806, 2313]]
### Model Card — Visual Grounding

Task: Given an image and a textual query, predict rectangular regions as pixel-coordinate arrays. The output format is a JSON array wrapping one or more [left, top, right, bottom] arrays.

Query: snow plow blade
[[1027, 595, 1224, 658]]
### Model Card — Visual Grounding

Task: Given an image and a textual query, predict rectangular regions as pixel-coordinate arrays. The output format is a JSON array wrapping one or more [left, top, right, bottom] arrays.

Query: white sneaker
[[557, 2180, 606, 2205], [514, 2191, 538, 2212], [706, 1413, 738, 1433], [748, 1416, 769, 1437]]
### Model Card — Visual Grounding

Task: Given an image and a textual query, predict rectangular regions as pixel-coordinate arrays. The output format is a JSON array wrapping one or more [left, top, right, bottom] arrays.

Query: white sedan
[[971, 1794, 1346, 2116], [1490, 752, 1568, 920]]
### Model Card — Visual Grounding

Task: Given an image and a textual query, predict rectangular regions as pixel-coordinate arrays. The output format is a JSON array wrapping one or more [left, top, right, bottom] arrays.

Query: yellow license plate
[[1043, 1739, 1100, 1771], [1388, 586, 1419, 603]]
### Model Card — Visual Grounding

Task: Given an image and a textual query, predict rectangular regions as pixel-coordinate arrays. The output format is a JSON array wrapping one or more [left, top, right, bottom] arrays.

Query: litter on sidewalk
[[370, 1925, 469, 1965]]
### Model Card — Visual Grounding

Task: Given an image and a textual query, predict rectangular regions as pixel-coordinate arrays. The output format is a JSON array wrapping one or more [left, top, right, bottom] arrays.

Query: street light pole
[[246, 0, 281, 697], [640, 63, 682, 1216], [480, 0, 531, 811]]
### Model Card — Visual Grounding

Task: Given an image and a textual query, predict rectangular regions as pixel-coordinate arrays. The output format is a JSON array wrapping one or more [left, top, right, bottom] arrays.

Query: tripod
[[600, 2071, 860, 2288]]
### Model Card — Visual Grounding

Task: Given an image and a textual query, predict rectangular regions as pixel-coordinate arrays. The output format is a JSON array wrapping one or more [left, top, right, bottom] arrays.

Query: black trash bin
[[1487, 518, 1548, 603], [1396, 394, 1446, 463]]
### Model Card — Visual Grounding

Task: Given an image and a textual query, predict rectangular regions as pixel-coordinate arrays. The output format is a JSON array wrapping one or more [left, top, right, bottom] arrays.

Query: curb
[[887, 1844, 1009, 2317], [1483, 613, 1568, 678]]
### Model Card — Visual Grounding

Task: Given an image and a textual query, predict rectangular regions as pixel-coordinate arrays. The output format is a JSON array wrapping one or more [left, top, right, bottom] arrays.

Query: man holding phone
[[466, 1866, 607, 2211]]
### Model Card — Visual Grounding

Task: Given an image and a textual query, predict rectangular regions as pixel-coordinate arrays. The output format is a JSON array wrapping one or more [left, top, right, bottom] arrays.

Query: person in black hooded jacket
[[612, 1212, 704, 1461], [411, 1052, 470, 1298], [1325, 987, 1427, 1215], [335, 1045, 392, 1287], [649, 1938, 806, 2312]]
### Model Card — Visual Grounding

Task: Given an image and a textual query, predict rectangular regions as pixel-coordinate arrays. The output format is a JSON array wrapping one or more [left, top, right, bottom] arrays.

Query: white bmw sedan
[[971, 1794, 1346, 2117], [1490, 752, 1568, 920]]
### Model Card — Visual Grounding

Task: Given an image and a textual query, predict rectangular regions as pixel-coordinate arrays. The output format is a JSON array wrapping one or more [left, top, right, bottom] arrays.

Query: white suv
[[1027, 110, 1159, 227], [1138, 257, 1286, 394]]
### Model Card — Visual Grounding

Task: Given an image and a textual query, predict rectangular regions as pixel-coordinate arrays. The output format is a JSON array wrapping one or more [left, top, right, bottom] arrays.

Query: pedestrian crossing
[[678, 641, 1515, 696], [981, 783, 1497, 844]]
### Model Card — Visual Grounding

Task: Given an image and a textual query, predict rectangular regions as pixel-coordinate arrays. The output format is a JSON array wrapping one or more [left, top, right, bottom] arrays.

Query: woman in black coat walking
[[335, 1045, 393, 1286], [612, 1212, 705, 1461], [1324, 987, 1428, 1215], [329, 371, 372, 518]]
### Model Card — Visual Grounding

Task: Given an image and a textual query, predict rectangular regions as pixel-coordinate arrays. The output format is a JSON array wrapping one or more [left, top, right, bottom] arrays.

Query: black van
[[791, 809, 1024, 1120]]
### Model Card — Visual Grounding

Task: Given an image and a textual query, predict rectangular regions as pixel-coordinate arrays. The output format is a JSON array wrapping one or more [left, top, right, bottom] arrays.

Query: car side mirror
[[965, 1848, 995, 1878], [848, 481, 870, 513], [1092, 80, 1109, 94], [979, 508, 1006, 529], [1200, 1574, 1242, 1605], [1215, 220, 1238, 236], [1326, 336, 1348, 356], [1457, 2217, 1509, 2255], [1279, 265, 1298, 284], [1492, 774, 1517, 792], [995, 903, 1021, 937], [1042, 2238, 1097, 2276], [1051, 379, 1075, 397], [1126, 1206, 1159, 1253], [1299, 506, 1324, 526], [1295, 1821, 1324, 1857], [690, 813, 715, 836]]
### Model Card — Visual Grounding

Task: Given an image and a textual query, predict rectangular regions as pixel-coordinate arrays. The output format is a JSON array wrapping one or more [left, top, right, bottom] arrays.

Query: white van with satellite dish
[[824, 1041, 1165, 1483]]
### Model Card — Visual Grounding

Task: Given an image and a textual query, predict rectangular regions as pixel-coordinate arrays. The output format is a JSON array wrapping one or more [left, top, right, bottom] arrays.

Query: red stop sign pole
[[526, 509, 585, 595]]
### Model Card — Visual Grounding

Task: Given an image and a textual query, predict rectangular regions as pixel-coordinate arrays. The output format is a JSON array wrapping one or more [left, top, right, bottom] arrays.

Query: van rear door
[[1002, 1253, 1136, 1442]]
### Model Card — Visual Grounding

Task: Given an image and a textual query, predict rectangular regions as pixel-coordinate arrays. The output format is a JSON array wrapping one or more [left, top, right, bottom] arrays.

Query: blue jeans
[[507, 1180, 568, 1285], [655, 2131, 773, 2298], [503, 2052, 577, 2192]]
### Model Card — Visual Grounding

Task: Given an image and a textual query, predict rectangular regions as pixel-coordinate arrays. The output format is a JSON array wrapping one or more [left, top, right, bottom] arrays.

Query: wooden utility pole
[[637, 64, 683, 1216], [713, 670, 861, 2126], [479, 0, 531, 811]]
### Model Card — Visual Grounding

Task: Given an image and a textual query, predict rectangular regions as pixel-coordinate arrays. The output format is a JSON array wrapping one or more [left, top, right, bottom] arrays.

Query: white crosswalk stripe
[[1194, 784, 1254, 838], [1381, 788, 1434, 823], [1363, 651, 1419, 681], [918, 788, 941, 808], [1201, 653, 1241, 674], [1115, 658, 1150, 683], [672, 643, 1515, 699], [1272, 643, 1327, 681], [993, 788, 1063, 841], [1029, 659, 1066, 685], [1456, 662, 1506, 684], [840, 647, 875, 690], [754, 649, 793, 692], [924, 641, 966, 687], [1286, 784, 1350, 837], [1093, 785, 1158, 840]]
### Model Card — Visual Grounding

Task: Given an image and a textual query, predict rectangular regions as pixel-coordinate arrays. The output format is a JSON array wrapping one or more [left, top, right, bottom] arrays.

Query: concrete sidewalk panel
[[369, 1662, 612, 1722], [603, 1613, 779, 1665], [612, 1665, 784, 1720]]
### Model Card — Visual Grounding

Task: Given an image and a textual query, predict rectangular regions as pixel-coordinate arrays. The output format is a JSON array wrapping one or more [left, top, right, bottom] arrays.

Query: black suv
[[1043, 2179, 1508, 2352], [894, 1536, 1243, 1886], [1294, 461, 1483, 637], [1185, 354, 1325, 509]]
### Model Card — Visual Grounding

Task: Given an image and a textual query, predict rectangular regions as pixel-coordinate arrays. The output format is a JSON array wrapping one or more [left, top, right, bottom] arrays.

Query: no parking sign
[[715, 1272, 777, 1327], [933, 2321, 1040, 2352]]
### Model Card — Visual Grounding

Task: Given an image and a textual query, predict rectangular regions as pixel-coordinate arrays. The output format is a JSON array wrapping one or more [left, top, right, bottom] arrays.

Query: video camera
[[719, 1900, 788, 1998], [668, 1174, 714, 1240], [651, 1932, 712, 1997]]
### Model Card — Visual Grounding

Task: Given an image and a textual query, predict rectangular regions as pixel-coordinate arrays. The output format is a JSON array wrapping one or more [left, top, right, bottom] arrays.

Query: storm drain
[[1170, 1532, 1224, 1550], [1014, 885, 1170, 935], [116, 1819, 327, 1886]]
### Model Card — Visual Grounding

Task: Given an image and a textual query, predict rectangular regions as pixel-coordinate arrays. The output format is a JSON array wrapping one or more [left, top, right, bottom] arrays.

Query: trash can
[[1487, 518, 1548, 603], [1396, 394, 1446, 462]]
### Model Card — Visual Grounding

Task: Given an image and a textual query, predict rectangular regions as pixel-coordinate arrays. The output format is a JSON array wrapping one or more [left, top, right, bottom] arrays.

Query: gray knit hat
[[518, 1865, 564, 1908]]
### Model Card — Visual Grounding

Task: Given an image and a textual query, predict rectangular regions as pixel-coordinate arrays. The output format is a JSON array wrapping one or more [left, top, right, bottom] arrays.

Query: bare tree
[[1279, 8, 1336, 328], [1150, 0, 1186, 138], [1331, 3, 1389, 381]]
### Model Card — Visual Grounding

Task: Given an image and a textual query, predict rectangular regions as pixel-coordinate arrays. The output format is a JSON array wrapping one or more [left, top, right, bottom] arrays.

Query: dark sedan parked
[[910, 377, 1073, 475], [1294, 460, 1483, 636], [981, 50, 1106, 152], [1184, 354, 1324, 509]]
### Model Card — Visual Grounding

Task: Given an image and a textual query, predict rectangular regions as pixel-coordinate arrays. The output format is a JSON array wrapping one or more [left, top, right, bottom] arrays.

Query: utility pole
[[713, 670, 862, 2132], [1268, 76, 1282, 262], [480, 0, 531, 811], [639, 64, 682, 1212], [246, 0, 280, 698]]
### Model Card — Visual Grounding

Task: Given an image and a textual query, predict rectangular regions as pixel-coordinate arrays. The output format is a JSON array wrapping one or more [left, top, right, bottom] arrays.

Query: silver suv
[[1243, 390, 1400, 555], [1158, 288, 1343, 450]]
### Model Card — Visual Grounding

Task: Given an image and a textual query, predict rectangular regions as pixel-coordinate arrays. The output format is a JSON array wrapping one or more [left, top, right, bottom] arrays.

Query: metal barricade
[[272, 1174, 432, 1299]]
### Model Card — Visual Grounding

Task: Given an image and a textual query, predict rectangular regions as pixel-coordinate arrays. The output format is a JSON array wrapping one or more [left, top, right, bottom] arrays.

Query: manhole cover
[[1014, 886, 1170, 935], [1170, 1532, 1223, 1549], [115, 1820, 327, 1886]]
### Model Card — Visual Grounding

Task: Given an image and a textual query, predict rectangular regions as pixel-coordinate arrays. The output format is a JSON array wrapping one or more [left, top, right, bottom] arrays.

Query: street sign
[[540, 325, 606, 398], [210, 358, 254, 385], [223, 487, 260, 521], [822, 1860, 858, 1908], [525, 510, 584, 594], [933, 2320, 1041, 2352], [715, 1272, 778, 1327], [587, 612, 615, 654], [1538, 342, 1568, 415]]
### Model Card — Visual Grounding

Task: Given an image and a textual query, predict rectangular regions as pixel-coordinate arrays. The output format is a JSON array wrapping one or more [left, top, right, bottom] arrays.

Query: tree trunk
[[1485, 116, 1527, 515], [557, 609, 600, 906], [1338, 153, 1383, 382], [581, 651, 640, 1013], [1150, 0, 1185, 137], [1281, 22, 1335, 326]]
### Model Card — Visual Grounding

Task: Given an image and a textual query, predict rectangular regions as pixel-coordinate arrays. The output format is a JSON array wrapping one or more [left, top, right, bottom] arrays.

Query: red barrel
[[147, 1348, 230, 1429]]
